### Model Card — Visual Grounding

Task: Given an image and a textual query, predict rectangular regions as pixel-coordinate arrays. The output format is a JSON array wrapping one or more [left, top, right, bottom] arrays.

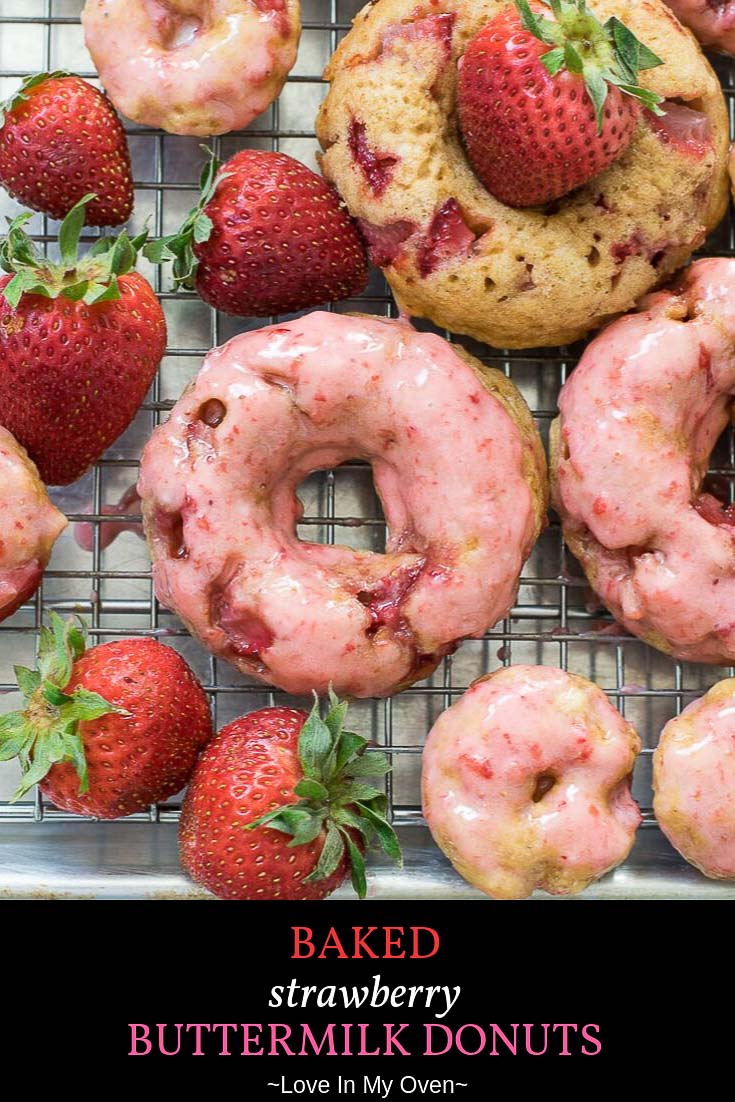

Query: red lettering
[[291, 927, 315, 958]]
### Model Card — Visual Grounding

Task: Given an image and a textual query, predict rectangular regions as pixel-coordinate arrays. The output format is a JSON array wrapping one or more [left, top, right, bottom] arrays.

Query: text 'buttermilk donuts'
[[422, 666, 642, 899], [0, 427, 67, 622], [654, 680, 735, 881], [552, 258, 735, 665], [82, 0, 301, 137], [138, 312, 547, 699], [665, 1, 735, 55], [317, 0, 728, 349]]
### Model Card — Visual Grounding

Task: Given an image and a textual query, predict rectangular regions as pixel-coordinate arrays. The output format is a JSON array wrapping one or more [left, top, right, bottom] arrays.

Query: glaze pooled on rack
[[138, 312, 547, 698]]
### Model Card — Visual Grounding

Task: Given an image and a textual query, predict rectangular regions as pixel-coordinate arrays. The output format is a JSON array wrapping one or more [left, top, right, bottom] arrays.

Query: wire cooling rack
[[1, 0, 735, 898]]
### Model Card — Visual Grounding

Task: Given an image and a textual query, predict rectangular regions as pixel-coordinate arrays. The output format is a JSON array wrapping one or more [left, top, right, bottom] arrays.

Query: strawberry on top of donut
[[0, 72, 133, 227], [0, 196, 166, 485], [457, 0, 665, 207], [145, 148, 368, 317]]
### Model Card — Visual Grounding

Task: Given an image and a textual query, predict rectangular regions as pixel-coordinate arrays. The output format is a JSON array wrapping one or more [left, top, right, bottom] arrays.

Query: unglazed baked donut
[[0, 427, 67, 621], [552, 258, 735, 664], [317, 0, 729, 349], [654, 680, 735, 879], [138, 312, 547, 698], [665, 1, 735, 55], [82, 0, 301, 137], [422, 666, 641, 899]]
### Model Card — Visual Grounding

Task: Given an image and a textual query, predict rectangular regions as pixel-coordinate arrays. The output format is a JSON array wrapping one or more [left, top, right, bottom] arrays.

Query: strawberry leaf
[[357, 801, 403, 866], [0, 70, 71, 130], [58, 194, 95, 268], [14, 666, 40, 701], [297, 696, 333, 780], [343, 832, 367, 899], [2, 613, 120, 801], [515, 0, 663, 134], [294, 777, 329, 800], [305, 822, 345, 883], [0, 197, 149, 309], [245, 691, 402, 897]]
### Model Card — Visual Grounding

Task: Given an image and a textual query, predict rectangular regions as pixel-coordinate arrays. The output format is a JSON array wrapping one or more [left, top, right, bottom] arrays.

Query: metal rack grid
[[1, 0, 735, 898]]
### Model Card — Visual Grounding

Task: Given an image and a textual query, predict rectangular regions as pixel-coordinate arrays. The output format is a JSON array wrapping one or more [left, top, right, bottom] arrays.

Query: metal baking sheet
[[1, 0, 734, 899]]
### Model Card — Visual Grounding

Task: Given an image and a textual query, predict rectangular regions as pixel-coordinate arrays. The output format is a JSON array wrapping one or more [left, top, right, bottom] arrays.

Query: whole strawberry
[[0, 72, 133, 227], [457, 0, 664, 208], [0, 613, 213, 817], [0, 195, 166, 485], [180, 693, 402, 900], [146, 149, 368, 317]]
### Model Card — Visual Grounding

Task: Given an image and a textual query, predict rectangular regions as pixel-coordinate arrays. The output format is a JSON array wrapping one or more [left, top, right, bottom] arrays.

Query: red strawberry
[[146, 149, 368, 317], [179, 693, 402, 900], [0, 72, 133, 228], [457, 0, 664, 208], [0, 613, 213, 817], [0, 195, 166, 485]]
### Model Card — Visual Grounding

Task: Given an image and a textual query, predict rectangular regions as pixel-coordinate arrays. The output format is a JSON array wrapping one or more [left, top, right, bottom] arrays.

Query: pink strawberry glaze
[[422, 666, 641, 900], [554, 258, 735, 663], [646, 101, 712, 157], [654, 679, 735, 879], [73, 485, 143, 553], [82, 0, 300, 137], [0, 426, 67, 621], [665, 1, 735, 55], [138, 312, 540, 698]]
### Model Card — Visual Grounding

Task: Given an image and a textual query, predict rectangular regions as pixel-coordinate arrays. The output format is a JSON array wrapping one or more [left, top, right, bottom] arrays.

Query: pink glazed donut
[[137, 312, 547, 698], [552, 258, 735, 664], [0, 427, 67, 621], [82, 0, 301, 137], [422, 666, 642, 899], [654, 680, 735, 880], [665, 2, 735, 55]]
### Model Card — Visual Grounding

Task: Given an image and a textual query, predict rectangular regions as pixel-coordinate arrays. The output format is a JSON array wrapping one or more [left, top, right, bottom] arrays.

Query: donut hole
[[145, 1, 205, 50], [198, 398, 227, 428], [532, 772, 557, 803]]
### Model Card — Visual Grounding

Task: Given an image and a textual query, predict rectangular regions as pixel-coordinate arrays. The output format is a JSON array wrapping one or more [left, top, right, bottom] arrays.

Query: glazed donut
[[82, 0, 301, 137], [0, 427, 67, 622], [316, 0, 729, 349], [138, 312, 547, 698], [665, 1, 735, 56], [654, 680, 735, 880], [552, 258, 735, 664], [422, 666, 641, 899]]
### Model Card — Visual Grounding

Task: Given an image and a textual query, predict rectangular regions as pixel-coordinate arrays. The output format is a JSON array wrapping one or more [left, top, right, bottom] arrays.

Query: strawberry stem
[[143, 146, 226, 288], [0, 195, 149, 309], [248, 689, 402, 899], [515, 0, 664, 131], [0, 70, 71, 130], [0, 613, 124, 802]]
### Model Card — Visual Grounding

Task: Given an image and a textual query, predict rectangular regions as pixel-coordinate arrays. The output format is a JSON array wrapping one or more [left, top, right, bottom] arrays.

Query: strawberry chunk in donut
[[422, 666, 641, 899], [665, 1, 735, 56], [82, 0, 301, 137], [0, 427, 67, 622], [552, 258, 735, 664], [138, 312, 546, 698], [654, 679, 735, 880]]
